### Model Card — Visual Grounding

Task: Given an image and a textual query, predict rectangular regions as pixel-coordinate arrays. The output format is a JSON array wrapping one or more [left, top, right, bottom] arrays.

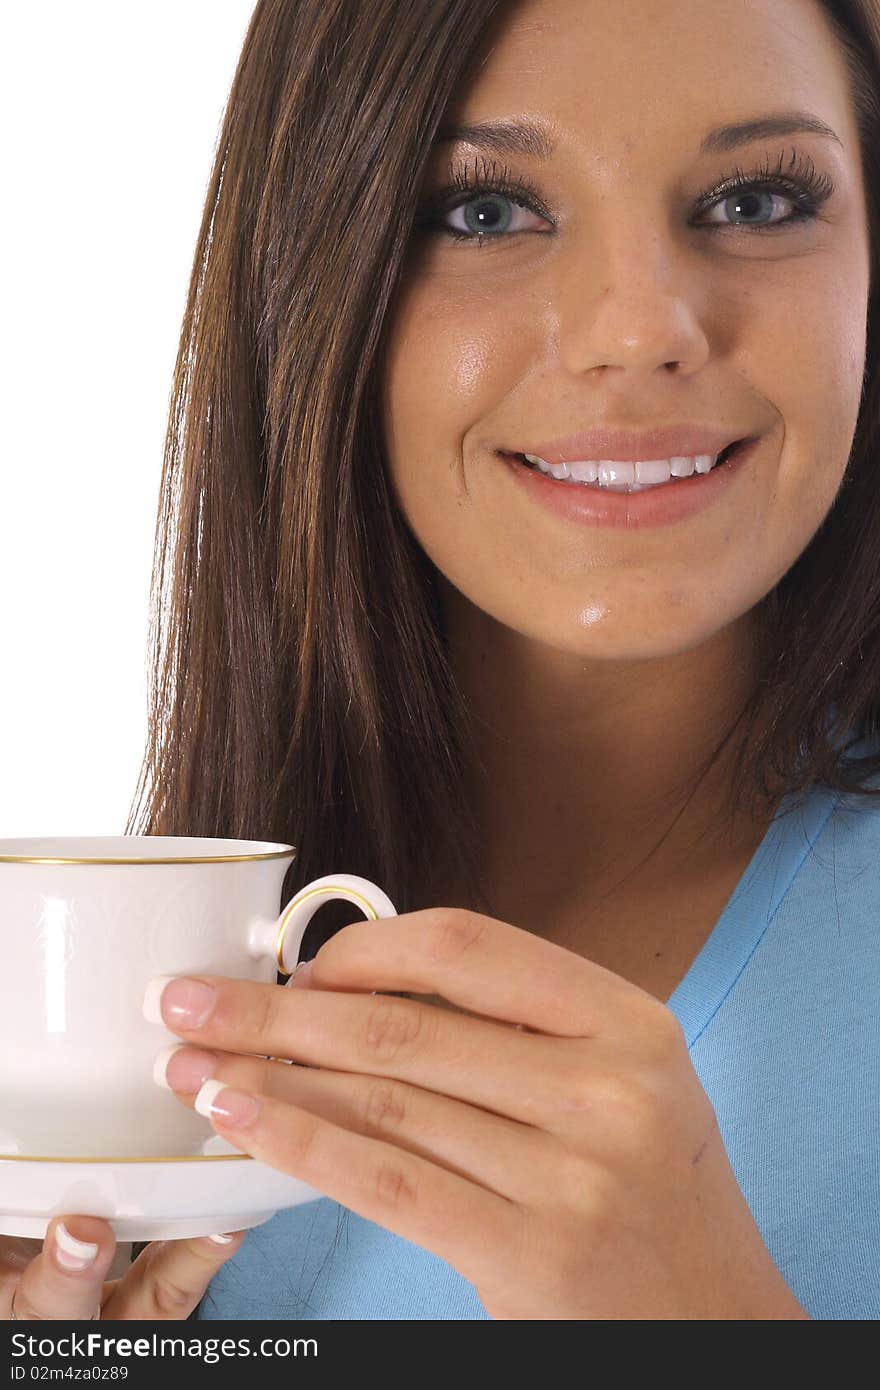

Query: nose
[[554, 225, 712, 381]]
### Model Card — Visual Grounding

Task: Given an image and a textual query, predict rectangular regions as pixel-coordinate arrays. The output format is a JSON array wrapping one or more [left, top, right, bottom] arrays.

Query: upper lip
[[506, 425, 751, 466]]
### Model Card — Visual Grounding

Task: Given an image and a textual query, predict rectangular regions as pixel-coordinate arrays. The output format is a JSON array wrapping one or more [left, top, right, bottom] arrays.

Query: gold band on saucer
[[274, 883, 380, 974], [0, 1153, 251, 1164]]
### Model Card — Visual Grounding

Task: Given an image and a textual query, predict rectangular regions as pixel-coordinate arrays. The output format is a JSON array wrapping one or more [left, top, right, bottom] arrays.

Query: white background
[[1, 3, 256, 836]]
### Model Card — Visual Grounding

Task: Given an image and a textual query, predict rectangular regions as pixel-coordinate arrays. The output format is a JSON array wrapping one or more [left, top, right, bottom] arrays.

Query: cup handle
[[247, 873, 399, 977]]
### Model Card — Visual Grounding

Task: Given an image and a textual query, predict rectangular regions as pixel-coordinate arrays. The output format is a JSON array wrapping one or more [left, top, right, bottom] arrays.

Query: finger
[[0, 1238, 46, 1314], [191, 1080, 519, 1294], [156, 1043, 557, 1202], [100, 1230, 246, 1321], [301, 909, 655, 1035], [0, 1237, 41, 1279], [150, 976, 574, 1125], [4, 1217, 116, 1322], [145, 912, 652, 1048]]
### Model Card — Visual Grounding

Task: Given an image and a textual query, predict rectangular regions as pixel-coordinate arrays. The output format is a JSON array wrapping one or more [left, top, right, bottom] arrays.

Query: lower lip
[[501, 438, 758, 529]]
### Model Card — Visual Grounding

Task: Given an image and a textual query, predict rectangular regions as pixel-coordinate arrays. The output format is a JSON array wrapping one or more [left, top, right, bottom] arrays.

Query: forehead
[[446, 0, 856, 162]]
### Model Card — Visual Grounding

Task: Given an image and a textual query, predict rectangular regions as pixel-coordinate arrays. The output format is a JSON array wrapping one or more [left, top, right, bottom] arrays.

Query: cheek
[[383, 270, 532, 439], [381, 274, 534, 526], [767, 265, 868, 537]]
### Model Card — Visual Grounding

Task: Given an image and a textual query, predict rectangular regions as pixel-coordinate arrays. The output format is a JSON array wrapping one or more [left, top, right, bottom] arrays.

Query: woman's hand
[[147, 909, 810, 1320], [1, 1218, 244, 1321]]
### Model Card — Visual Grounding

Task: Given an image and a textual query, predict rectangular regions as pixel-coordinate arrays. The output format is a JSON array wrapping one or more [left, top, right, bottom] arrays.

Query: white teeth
[[599, 462, 635, 486], [670, 456, 697, 477], [522, 452, 720, 489], [633, 459, 673, 484], [569, 461, 599, 483]]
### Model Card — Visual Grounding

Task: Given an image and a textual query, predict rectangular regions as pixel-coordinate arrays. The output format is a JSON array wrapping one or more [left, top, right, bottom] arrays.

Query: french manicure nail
[[142, 975, 176, 1025], [54, 1222, 99, 1272], [194, 1079, 261, 1128], [207, 1232, 235, 1245], [153, 1044, 217, 1092], [143, 977, 217, 1030]]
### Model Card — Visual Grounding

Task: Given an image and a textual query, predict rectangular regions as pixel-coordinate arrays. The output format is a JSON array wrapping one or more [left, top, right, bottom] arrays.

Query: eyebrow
[[433, 111, 843, 159]]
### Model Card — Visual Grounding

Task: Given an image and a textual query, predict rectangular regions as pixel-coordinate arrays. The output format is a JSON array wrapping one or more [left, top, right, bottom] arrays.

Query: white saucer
[[0, 1147, 323, 1241]]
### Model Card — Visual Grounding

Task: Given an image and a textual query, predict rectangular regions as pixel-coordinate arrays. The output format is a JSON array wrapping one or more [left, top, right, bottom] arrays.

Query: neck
[[430, 579, 782, 933]]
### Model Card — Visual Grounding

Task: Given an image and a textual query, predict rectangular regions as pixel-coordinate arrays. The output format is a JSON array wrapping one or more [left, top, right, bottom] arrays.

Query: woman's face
[[381, 0, 870, 666]]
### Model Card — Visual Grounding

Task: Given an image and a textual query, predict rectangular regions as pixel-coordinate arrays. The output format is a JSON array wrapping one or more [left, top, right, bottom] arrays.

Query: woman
[[4, 0, 880, 1319]]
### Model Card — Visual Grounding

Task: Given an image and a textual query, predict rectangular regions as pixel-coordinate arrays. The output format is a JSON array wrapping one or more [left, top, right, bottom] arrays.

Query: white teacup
[[0, 837, 397, 1160]]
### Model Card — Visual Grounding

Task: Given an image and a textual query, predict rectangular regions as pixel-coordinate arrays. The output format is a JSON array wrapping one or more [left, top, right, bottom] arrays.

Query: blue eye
[[442, 192, 543, 238], [694, 156, 834, 231], [710, 188, 788, 227]]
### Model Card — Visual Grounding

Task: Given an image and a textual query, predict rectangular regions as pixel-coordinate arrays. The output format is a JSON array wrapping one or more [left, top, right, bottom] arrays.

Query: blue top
[[199, 733, 880, 1320]]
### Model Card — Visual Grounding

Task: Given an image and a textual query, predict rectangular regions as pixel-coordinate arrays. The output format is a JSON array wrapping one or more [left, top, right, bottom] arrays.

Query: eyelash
[[416, 148, 835, 246]]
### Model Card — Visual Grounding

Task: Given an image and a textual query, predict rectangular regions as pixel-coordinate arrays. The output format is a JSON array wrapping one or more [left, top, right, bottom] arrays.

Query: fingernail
[[194, 1080, 261, 1128], [143, 977, 217, 1029], [206, 1232, 236, 1245], [289, 959, 313, 988], [153, 1044, 217, 1092], [54, 1222, 99, 1272]]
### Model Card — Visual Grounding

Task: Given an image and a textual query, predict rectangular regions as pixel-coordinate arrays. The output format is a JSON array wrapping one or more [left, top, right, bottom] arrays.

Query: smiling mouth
[[505, 438, 747, 490]]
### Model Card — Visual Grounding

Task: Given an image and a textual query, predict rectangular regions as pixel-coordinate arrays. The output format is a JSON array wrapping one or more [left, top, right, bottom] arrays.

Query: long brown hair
[[126, 0, 880, 943]]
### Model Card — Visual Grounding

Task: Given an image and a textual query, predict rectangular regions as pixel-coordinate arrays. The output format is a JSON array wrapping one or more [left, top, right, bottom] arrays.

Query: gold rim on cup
[[0, 845, 296, 865]]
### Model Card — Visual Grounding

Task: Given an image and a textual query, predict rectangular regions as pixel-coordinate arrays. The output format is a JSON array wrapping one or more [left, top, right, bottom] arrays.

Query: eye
[[696, 179, 827, 231], [692, 149, 835, 232], [414, 160, 553, 246], [440, 191, 548, 239]]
